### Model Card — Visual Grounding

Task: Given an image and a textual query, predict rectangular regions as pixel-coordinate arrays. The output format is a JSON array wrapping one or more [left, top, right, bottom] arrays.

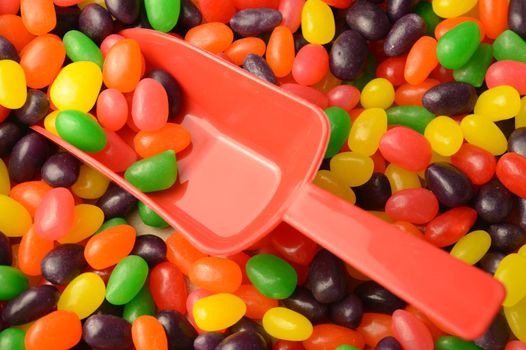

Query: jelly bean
[[234, 285, 277, 320], [246, 254, 297, 299], [156, 310, 197, 349], [79, 4, 113, 44], [0, 231, 11, 266], [0, 266, 28, 301], [9, 181, 52, 218], [131, 234, 166, 267], [25, 310, 82, 350], [91, 129, 138, 173], [507, 340, 526, 350], [509, 128, 526, 158], [14, 89, 49, 126], [225, 37, 266, 66], [422, 82, 477, 116], [60, 204, 104, 244], [20, 0, 56, 35], [385, 188, 438, 225], [486, 61, 526, 95], [2, 285, 59, 325], [131, 315, 168, 350], [424, 116, 463, 156], [53, 5, 82, 37], [280, 83, 329, 108], [51, 61, 102, 112], [497, 152, 526, 198], [405, 37, 438, 85], [355, 281, 406, 314], [424, 207, 477, 247], [474, 314, 508, 350], [231, 318, 273, 349], [480, 0, 508, 40], [432, 0, 477, 18], [292, 44, 328, 86], [124, 150, 177, 192], [313, 170, 357, 203], [324, 107, 351, 158], [197, 0, 236, 23], [281, 287, 328, 324], [149, 261, 187, 313], [100, 34, 123, 56], [85, 225, 136, 270], [144, 0, 180, 32], [387, 106, 435, 134], [0, 159, 8, 196], [41, 244, 87, 284], [329, 30, 367, 81], [479, 252, 506, 275], [434, 17, 485, 42], [106, 255, 148, 305], [510, 0, 526, 40], [425, 163, 473, 208], [496, 254, 526, 307], [58, 272, 105, 319], [494, 30, 526, 63], [379, 126, 431, 172], [279, 0, 303, 33], [353, 172, 390, 210], [189, 257, 242, 293], [18, 225, 53, 276], [0, 15, 35, 52], [34, 187, 75, 240], [301, 0, 335, 45], [229, 8, 282, 37], [263, 307, 313, 341], [216, 331, 267, 350], [436, 336, 483, 350], [385, 164, 421, 193], [303, 324, 365, 350], [384, 14, 425, 57], [72, 165, 110, 199], [175, 0, 202, 30], [347, 108, 387, 156], [193, 293, 246, 331], [376, 55, 406, 87], [330, 294, 363, 329], [266, 26, 295, 78], [386, 0, 412, 22], [0, 60, 26, 109], [454, 43, 492, 88], [376, 336, 403, 350], [307, 249, 346, 304], [194, 332, 225, 350], [329, 152, 374, 187], [132, 78, 169, 131], [327, 85, 360, 111], [488, 224, 525, 254], [243, 53, 277, 84], [436, 22, 480, 70], [395, 79, 440, 107], [0, 328, 25, 350], [269, 224, 318, 266], [145, 69, 183, 120], [43, 111, 59, 136], [41, 152, 80, 188], [475, 86, 521, 122], [82, 314, 133, 350], [185, 22, 234, 54], [9, 133, 54, 184], [0, 1, 19, 15], [63, 30, 104, 68], [392, 309, 433, 350], [450, 230, 491, 265], [474, 179, 514, 223], [96, 89, 128, 131], [346, 1, 390, 41], [361, 79, 395, 112], [166, 232, 207, 275], [104, 0, 139, 23], [461, 115, 508, 155], [103, 39, 143, 92], [123, 285, 155, 323]]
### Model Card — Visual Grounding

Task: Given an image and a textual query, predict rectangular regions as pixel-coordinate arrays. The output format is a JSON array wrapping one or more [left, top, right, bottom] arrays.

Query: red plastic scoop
[[33, 28, 504, 339]]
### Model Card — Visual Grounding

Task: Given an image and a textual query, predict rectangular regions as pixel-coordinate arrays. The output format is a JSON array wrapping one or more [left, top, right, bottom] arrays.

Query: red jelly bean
[[34, 187, 75, 241], [274, 340, 305, 350], [278, 0, 303, 33], [327, 85, 360, 111], [496, 152, 526, 198], [405, 305, 446, 341], [150, 261, 187, 314], [234, 284, 279, 319], [25, 310, 82, 350], [134, 123, 192, 159], [303, 324, 365, 350], [18, 225, 54, 276], [385, 188, 439, 225], [451, 143, 496, 185], [404, 36, 438, 85], [270, 223, 318, 265], [479, 0, 508, 39], [292, 44, 329, 86], [91, 130, 138, 173], [0, 14, 35, 51], [394, 79, 440, 106], [280, 83, 329, 109], [376, 55, 407, 87], [486, 61, 526, 95], [0, 0, 19, 15], [0, 105, 9, 123], [96, 88, 128, 131], [356, 313, 394, 348], [100, 34, 124, 57], [103, 39, 143, 93], [267, 26, 295, 78], [225, 37, 266, 66], [392, 309, 434, 350], [379, 126, 432, 172], [84, 224, 136, 270], [189, 256, 242, 293], [10, 181, 52, 217], [424, 207, 477, 247], [430, 65, 454, 83], [20, 0, 56, 36], [166, 232, 207, 276], [234, 0, 279, 8], [507, 341, 526, 350], [132, 78, 169, 131], [198, 0, 236, 23], [185, 22, 234, 54]]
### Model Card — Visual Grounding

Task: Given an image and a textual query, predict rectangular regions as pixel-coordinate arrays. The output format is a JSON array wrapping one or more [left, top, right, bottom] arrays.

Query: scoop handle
[[284, 182, 504, 340]]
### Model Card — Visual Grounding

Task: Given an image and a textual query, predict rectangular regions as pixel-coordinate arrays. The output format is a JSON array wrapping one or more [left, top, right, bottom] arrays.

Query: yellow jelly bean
[[193, 293, 246, 331], [385, 163, 421, 193], [516, 97, 526, 129], [432, 0, 478, 18], [360, 78, 395, 109], [348, 108, 387, 156], [313, 170, 356, 204], [474, 86, 521, 121], [460, 114, 508, 155], [450, 230, 491, 265], [50, 61, 102, 112], [78, 0, 107, 9], [495, 253, 526, 307], [44, 110, 60, 136], [71, 165, 110, 199], [262, 307, 313, 341], [0, 159, 9, 195], [424, 116, 463, 157], [330, 152, 374, 187], [57, 272, 106, 319], [59, 204, 104, 244], [0, 195, 32, 237], [301, 0, 335, 45], [505, 293, 526, 342], [0, 60, 27, 109]]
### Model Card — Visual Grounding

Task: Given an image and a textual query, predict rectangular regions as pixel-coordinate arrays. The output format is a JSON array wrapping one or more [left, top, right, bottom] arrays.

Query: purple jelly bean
[[330, 294, 363, 329], [330, 30, 368, 81], [0, 231, 11, 266], [82, 314, 133, 350], [0, 36, 18, 61], [518, 197, 526, 230], [487, 224, 525, 254], [384, 13, 426, 57], [96, 183, 137, 219], [355, 281, 407, 314], [422, 82, 478, 116], [354, 173, 391, 211], [425, 163, 473, 208], [0, 121, 24, 158], [474, 313, 510, 350], [386, 0, 417, 22], [376, 336, 403, 350], [52, 6, 81, 38], [509, 0, 526, 40], [215, 331, 267, 350], [146, 68, 183, 120], [281, 287, 328, 324], [176, 0, 202, 31], [294, 32, 309, 53], [94, 300, 124, 317], [8, 132, 53, 183], [508, 127, 526, 156], [229, 8, 282, 37], [2, 285, 60, 325], [41, 152, 80, 188], [41, 244, 87, 285], [104, 0, 140, 24], [308, 249, 348, 304], [79, 4, 114, 44], [474, 179, 514, 224], [230, 318, 272, 349], [14, 89, 50, 126], [478, 252, 506, 275], [156, 310, 198, 350], [194, 333, 225, 350], [243, 54, 277, 84], [346, 1, 391, 41], [131, 234, 167, 267]]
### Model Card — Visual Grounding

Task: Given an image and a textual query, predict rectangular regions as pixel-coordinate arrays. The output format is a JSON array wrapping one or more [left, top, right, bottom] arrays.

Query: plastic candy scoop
[[33, 29, 504, 339]]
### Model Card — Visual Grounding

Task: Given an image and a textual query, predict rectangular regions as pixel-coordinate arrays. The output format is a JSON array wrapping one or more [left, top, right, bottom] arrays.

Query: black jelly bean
[[509, 0, 526, 40], [14, 89, 50, 126], [0, 231, 12, 266], [2, 285, 60, 325], [41, 152, 81, 188], [0, 36, 18, 61], [376, 336, 403, 350], [104, 0, 141, 24], [156, 310, 197, 350], [330, 294, 363, 329], [354, 172, 391, 211], [52, 6, 80, 38], [487, 223, 525, 254], [131, 234, 167, 267], [79, 4, 114, 44], [82, 314, 133, 350], [474, 179, 514, 224], [41, 244, 87, 285], [230, 318, 272, 349], [355, 281, 407, 314], [215, 331, 267, 350], [0, 121, 24, 158], [384, 14, 426, 57], [96, 183, 138, 219], [330, 30, 368, 81], [229, 8, 282, 37], [474, 313, 510, 350], [346, 1, 391, 41], [425, 163, 473, 208], [194, 332, 225, 350], [478, 252, 506, 275], [243, 54, 277, 84], [281, 287, 328, 324], [176, 0, 203, 31], [508, 127, 526, 157], [422, 82, 478, 116], [308, 249, 348, 304], [146, 68, 184, 120], [8, 132, 53, 183], [387, 0, 417, 22]]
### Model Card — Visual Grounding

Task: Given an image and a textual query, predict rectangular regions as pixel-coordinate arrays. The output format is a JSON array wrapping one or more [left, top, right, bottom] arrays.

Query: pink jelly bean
[[96, 88, 128, 131], [379, 126, 432, 172], [385, 188, 439, 225], [100, 34, 124, 57], [34, 187, 75, 240], [292, 44, 329, 86], [327, 85, 361, 111], [486, 60, 526, 95], [392, 309, 434, 350], [507, 341, 526, 350], [186, 288, 213, 333], [280, 83, 329, 108], [132, 78, 169, 131], [91, 130, 138, 173], [278, 0, 304, 34]]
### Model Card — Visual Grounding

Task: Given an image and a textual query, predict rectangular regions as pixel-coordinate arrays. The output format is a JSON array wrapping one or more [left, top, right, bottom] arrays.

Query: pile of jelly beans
[[5, 0, 526, 349]]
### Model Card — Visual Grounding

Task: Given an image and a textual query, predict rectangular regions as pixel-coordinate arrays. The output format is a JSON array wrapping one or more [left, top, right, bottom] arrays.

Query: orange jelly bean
[[395, 79, 440, 106], [356, 313, 394, 348], [25, 310, 82, 350], [189, 256, 243, 293], [84, 224, 136, 270], [20, 0, 56, 35], [134, 123, 192, 159], [0, 14, 35, 51], [479, 0, 508, 39], [20, 34, 66, 89], [404, 36, 438, 85], [234, 284, 279, 319], [434, 17, 485, 42], [132, 315, 169, 350], [18, 225, 54, 276], [185, 22, 234, 54], [103, 39, 143, 93], [165, 232, 207, 276], [225, 37, 266, 66], [9, 181, 52, 217], [266, 25, 295, 78], [303, 324, 365, 350]]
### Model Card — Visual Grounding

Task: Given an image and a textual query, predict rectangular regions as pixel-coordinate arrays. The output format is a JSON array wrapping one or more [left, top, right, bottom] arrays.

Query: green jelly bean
[[436, 21, 480, 70], [0, 328, 25, 350], [123, 285, 156, 323], [63, 30, 104, 68], [106, 255, 149, 305], [145, 0, 181, 32], [124, 150, 177, 193], [246, 254, 297, 299], [453, 43, 493, 88], [56, 110, 107, 152], [386, 106, 435, 134], [493, 30, 526, 63], [335, 346, 360, 350], [138, 201, 169, 228], [324, 107, 351, 159], [436, 336, 482, 350], [0, 266, 28, 300], [347, 54, 377, 91], [415, 2, 441, 37], [96, 217, 128, 234]]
